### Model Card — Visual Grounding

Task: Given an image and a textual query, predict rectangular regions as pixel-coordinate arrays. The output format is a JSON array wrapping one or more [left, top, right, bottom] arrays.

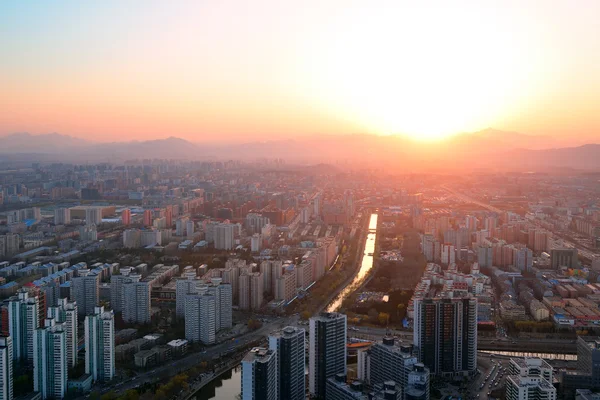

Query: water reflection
[[479, 350, 576, 361], [327, 213, 378, 312], [195, 365, 241, 400]]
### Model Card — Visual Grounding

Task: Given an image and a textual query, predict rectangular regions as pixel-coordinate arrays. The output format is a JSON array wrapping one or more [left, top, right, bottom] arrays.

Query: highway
[[343, 324, 577, 354], [85, 315, 300, 398]]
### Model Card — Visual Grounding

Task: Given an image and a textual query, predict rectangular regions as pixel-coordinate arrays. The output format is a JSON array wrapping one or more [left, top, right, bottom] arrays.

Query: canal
[[195, 365, 241, 399], [194, 213, 379, 398], [326, 212, 378, 312]]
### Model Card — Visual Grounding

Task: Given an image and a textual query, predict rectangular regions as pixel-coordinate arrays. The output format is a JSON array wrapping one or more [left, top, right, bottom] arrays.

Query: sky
[[1, 1, 599, 144]]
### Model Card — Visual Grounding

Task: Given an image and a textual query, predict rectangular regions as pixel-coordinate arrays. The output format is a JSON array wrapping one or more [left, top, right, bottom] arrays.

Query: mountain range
[[0, 130, 598, 171]]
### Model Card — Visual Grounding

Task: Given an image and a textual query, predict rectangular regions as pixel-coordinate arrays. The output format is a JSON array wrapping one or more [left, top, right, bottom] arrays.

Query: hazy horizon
[[1, 1, 599, 145]]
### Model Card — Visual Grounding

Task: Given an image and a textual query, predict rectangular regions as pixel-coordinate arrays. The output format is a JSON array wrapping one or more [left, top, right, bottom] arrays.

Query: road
[[443, 185, 599, 262], [344, 325, 577, 354], [88, 212, 376, 398], [86, 315, 299, 398], [442, 186, 503, 214]]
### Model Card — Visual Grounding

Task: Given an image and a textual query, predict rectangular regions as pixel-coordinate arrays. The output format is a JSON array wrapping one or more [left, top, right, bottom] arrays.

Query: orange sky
[[1, 1, 599, 143]]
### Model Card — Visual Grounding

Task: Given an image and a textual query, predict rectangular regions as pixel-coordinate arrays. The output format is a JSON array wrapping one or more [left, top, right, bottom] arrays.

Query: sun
[[299, 4, 536, 141]]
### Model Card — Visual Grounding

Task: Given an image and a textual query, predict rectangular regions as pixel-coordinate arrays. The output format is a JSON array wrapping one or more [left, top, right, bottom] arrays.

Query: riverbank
[[325, 212, 378, 313]]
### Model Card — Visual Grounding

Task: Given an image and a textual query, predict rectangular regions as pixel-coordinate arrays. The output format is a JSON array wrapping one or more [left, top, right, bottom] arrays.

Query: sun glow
[[300, 4, 543, 141]]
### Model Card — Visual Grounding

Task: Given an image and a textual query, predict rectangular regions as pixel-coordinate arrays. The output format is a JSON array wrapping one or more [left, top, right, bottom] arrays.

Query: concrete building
[[508, 357, 553, 383], [8, 290, 39, 362], [268, 326, 305, 400], [0, 336, 13, 400], [309, 312, 347, 398], [275, 270, 296, 303], [185, 291, 216, 345], [325, 374, 366, 400], [406, 363, 431, 400], [413, 294, 478, 378], [505, 376, 556, 400], [85, 306, 115, 382], [33, 319, 68, 400], [85, 207, 102, 225], [250, 273, 264, 310], [241, 347, 277, 400], [54, 208, 71, 225], [551, 248, 579, 270], [122, 277, 151, 324], [110, 270, 133, 313], [214, 223, 235, 250], [369, 337, 417, 389], [121, 209, 131, 226], [251, 233, 261, 253], [72, 270, 99, 316], [46, 298, 78, 368], [176, 276, 199, 318]]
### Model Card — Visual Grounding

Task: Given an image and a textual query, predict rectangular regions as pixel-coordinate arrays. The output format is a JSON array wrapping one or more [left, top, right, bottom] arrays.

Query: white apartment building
[[85, 306, 115, 382], [33, 319, 68, 400]]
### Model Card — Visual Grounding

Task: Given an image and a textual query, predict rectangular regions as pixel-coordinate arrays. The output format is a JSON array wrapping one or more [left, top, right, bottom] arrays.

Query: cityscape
[[1, 2, 600, 400]]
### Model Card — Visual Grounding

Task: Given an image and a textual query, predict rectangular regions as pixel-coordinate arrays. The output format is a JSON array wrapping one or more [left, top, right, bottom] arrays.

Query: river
[[195, 365, 241, 399], [326, 213, 378, 312], [194, 213, 378, 398]]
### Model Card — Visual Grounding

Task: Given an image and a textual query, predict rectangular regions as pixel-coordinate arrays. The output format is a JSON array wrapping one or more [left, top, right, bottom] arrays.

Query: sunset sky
[[1, 1, 599, 144]]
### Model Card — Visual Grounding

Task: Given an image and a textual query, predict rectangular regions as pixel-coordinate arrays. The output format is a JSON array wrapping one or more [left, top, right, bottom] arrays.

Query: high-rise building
[[214, 223, 235, 250], [8, 290, 39, 362], [239, 274, 251, 310], [309, 312, 347, 399], [122, 229, 141, 248], [222, 267, 240, 306], [245, 213, 270, 235], [54, 208, 71, 225], [143, 210, 153, 227], [122, 277, 151, 324], [121, 209, 131, 226], [551, 248, 579, 270], [413, 294, 477, 378], [176, 275, 199, 318], [369, 337, 418, 388], [186, 220, 195, 238], [0, 336, 13, 400], [241, 347, 277, 400], [110, 270, 132, 313], [250, 273, 264, 310], [207, 279, 232, 330], [72, 270, 99, 316], [441, 244, 455, 265], [0, 234, 20, 259], [251, 233, 261, 252], [78, 224, 98, 241], [85, 207, 102, 225], [268, 326, 305, 400], [33, 319, 68, 400], [185, 291, 216, 345], [85, 306, 115, 382], [275, 270, 296, 303], [47, 298, 78, 368]]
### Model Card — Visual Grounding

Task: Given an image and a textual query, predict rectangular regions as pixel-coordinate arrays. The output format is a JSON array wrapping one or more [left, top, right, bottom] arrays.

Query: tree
[[300, 311, 311, 320], [368, 308, 378, 323], [378, 312, 390, 326], [248, 319, 263, 330], [119, 390, 140, 400]]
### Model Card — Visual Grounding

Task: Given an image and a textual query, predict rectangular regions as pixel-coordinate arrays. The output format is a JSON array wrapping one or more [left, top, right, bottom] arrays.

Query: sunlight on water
[[327, 213, 378, 312]]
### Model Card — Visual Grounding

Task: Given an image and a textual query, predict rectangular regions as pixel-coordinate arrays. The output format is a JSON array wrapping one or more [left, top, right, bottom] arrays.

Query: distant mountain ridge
[[1, 130, 599, 171]]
